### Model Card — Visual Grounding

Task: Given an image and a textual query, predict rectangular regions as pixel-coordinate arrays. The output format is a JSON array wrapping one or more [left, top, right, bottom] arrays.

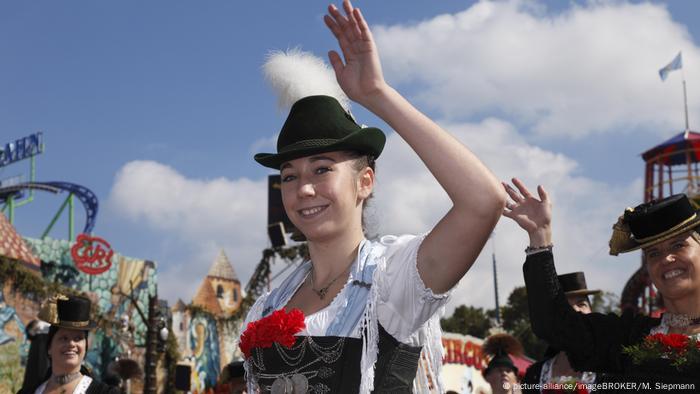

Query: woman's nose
[[297, 182, 315, 197]]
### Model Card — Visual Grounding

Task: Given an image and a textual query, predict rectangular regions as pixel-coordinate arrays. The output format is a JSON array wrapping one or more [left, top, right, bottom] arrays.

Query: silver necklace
[[274, 337, 308, 367], [53, 371, 82, 385], [309, 264, 352, 300], [662, 312, 700, 328]]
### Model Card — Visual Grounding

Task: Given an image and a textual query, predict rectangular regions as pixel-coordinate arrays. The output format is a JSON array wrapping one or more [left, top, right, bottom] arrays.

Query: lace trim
[[649, 321, 700, 339], [410, 234, 452, 302], [379, 233, 445, 393], [540, 355, 596, 388], [358, 250, 383, 393], [242, 293, 269, 393]]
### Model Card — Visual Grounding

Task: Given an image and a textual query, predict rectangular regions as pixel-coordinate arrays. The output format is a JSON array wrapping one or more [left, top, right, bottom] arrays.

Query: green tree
[[499, 286, 548, 359], [440, 305, 492, 338], [591, 291, 621, 315]]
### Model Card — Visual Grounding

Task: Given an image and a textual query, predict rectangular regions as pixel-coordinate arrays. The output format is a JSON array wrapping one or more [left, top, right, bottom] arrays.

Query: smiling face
[[280, 151, 373, 242], [48, 328, 87, 374], [643, 231, 700, 302]]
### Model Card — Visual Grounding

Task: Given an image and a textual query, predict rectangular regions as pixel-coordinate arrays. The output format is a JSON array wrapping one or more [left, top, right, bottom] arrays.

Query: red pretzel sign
[[70, 233, 114, 275]]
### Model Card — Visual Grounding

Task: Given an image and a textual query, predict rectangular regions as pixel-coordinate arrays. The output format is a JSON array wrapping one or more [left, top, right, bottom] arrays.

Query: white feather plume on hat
[[263, 48, 351, 113]]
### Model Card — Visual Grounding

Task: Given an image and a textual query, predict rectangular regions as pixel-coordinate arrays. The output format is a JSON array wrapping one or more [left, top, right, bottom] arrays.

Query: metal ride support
[[42, 193, 75, 240]]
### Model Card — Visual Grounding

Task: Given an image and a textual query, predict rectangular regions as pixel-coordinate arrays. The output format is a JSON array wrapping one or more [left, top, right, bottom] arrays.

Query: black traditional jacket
[[523, 251, 700, 391]]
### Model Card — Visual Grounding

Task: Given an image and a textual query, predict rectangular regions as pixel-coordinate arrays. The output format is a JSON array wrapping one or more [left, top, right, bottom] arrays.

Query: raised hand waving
[[324, 0, 386, 105]]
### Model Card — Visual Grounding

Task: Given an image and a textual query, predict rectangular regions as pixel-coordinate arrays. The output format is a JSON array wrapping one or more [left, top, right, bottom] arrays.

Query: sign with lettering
[[70, 233, 114, 275], [0, 133, 43, 168], [442, 332, 487, 369]]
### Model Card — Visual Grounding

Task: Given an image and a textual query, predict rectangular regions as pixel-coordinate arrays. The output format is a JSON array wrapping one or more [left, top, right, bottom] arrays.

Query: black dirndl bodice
[[249, 325, 422, 393]]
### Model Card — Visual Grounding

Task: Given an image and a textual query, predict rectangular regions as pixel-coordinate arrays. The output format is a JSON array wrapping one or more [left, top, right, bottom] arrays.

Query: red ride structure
[[621, 129, 700, 316]]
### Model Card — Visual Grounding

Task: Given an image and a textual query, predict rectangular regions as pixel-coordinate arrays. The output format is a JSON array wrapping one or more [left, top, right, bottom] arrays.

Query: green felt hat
[[254, 95, 386, 169]]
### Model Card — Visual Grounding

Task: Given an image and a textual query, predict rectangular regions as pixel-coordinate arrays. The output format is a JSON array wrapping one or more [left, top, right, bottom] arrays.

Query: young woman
[[240, 1, 505, 392], [503, 178, 700, 389], [19, 296, 118, 394]]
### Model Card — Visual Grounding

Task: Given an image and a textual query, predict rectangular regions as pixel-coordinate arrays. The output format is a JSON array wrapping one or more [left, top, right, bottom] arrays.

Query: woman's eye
[[673, 242, 685, 250], [315, 167, 331, 174], [281, 174, 296, 182]]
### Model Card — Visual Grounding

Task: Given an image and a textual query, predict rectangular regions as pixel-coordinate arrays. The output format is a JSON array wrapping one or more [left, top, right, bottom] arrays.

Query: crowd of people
[[17, 1, 700, 393]]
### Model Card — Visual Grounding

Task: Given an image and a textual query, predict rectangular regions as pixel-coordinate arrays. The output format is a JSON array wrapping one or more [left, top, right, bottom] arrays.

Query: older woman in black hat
[[521, 272, 599, 392], [239, 1, 505, 392], [503, 178, 700, 388], [19, 295, 118, 394]]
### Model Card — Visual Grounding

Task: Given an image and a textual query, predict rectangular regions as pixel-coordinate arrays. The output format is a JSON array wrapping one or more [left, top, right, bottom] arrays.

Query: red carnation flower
[[239, 308, 306, 359], [659, 333, 689, 351]]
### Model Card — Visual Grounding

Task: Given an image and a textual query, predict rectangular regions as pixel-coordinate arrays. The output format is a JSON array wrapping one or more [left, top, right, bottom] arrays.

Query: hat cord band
[[58, 320, 90, 328], [634, 213, 698, 243], [279, 139, 340, 153]]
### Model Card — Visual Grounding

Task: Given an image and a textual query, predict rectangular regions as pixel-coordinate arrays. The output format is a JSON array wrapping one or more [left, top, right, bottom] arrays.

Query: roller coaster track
[[0, 181, 99, 234]]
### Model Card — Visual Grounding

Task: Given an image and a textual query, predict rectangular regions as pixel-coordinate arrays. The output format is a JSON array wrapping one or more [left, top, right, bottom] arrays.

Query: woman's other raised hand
[[502, 178, 552, 247]]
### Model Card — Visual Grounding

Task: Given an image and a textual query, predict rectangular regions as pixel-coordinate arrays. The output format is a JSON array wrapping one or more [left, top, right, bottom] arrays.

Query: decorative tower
[[192, 250, 242, 317]]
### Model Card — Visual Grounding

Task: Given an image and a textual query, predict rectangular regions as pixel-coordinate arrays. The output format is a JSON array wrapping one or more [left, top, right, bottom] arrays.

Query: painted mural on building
[[171, 249, 245, 391], [0, 234, 157, 393]]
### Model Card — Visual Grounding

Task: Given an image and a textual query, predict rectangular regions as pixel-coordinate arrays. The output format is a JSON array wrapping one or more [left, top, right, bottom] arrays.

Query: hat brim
[[614, 213, 700, 254], [254, 127, 385, 170], [483, 360, 517, 377], [564, 289, 601, 297], [51, 320, 97, 330]]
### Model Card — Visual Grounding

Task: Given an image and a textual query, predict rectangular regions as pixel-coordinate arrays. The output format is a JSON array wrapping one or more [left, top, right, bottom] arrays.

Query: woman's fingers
[[354, 7, 372, 41], [327, 50, 344, 76], [503, 182, 524, 203], [342, 0, 362, 40], [329, 3, 358, 46], [537, 184, 549, 202], [512, 177, 533, 200], [325, 10, 354, 63]]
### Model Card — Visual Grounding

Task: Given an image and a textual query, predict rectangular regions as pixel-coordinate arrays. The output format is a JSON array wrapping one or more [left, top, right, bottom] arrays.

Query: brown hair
[[347, 151, 377, 236]]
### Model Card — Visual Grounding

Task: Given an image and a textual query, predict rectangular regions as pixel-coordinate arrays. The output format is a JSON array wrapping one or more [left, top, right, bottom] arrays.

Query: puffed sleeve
[[523, 251, 656, 373], [375, 234, 451, 343]]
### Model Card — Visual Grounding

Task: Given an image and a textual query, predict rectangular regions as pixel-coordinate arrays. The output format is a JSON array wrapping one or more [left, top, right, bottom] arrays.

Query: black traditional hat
[[254, 95, 385, 169], [558, 272, 601, 297], [609, 194, 700, 255], [483, 351, 517, 377], [39, 295, 97, 330], [482, 333, 522, 377]]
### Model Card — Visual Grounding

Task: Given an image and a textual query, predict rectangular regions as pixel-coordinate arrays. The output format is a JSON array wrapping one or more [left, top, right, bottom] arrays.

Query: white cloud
[[371, 118, 643, 313], [374, 0, 700, 138], [249, 133, 278, 156], [108, 160, 269, 303]]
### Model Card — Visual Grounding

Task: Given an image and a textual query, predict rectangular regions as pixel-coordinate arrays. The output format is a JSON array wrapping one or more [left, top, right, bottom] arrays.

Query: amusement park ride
[[621, 57, 696, 317], [0, 132, 98, 241], [621, 127, 700, 316]]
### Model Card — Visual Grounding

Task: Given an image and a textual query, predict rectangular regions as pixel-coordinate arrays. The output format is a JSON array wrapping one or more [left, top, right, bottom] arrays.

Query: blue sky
[[2, 0, 700, 311]]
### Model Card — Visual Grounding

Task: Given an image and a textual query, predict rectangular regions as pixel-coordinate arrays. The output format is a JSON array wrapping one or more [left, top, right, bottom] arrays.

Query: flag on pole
[[659, 51, 683, 81]]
